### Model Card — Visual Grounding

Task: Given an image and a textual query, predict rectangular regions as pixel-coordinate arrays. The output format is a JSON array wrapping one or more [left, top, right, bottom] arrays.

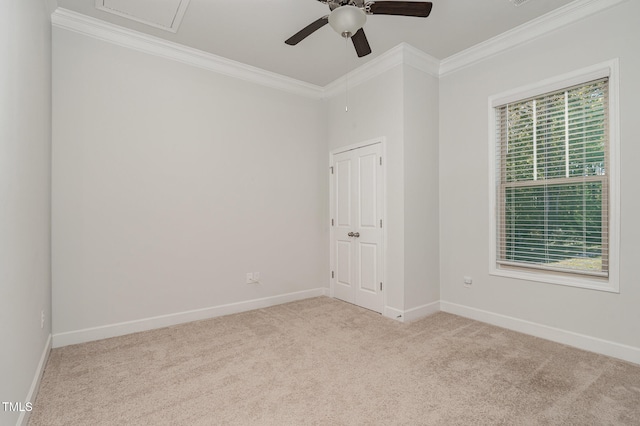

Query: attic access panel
[[95, 0, 191, 33]]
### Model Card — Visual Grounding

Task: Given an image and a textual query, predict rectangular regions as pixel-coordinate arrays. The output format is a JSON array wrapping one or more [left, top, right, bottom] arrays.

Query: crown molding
[[323, 44, 404, 99], [51, 8, 324, 99], [51, 0, 627, 97], [403, 43, 440, 77], [51, 7, 436, 100], [439, 0, 630, 77], [323, 43, 439, 98]]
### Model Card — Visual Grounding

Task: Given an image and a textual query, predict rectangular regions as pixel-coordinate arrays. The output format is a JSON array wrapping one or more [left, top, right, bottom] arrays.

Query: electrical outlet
[[246, 272, 261, 284], [464, 276, 472, 288], [40, 310, 44, 329]]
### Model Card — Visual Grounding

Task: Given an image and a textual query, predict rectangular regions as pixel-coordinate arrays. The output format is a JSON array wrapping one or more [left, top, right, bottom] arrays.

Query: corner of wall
[[17, 335, 52, 426]]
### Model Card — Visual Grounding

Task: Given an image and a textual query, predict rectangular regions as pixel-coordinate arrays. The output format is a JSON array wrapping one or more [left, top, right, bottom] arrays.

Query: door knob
[[348, 232, 354, 237], [353, 232, 360, 238]]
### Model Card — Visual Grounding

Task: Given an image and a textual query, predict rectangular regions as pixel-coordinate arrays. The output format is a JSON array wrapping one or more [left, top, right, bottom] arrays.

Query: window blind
[[495, 78, 609, 277]]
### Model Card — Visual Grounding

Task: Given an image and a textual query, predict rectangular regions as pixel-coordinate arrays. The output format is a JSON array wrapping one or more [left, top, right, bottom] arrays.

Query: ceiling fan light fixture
[[328, 5, 366, 38]]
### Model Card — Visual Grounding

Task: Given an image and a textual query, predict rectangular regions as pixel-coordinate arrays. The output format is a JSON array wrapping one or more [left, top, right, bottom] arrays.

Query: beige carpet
[[30, 297, 640, 425]]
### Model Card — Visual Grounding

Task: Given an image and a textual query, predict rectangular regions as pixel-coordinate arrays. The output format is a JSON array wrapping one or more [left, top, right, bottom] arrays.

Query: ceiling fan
[[285, 0, 433, 58]]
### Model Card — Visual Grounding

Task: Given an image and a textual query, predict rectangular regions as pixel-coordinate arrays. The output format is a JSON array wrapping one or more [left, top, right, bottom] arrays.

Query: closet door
[[331, 143, 383, 313]]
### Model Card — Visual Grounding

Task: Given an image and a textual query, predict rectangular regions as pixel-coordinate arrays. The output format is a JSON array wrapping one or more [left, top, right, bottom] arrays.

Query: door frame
[[329, 137, 387, 311]]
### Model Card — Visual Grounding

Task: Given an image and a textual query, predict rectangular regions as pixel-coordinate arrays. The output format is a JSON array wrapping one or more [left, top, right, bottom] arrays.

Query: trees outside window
[[496, 79, 609, 277], [489, 61, 620, 294]]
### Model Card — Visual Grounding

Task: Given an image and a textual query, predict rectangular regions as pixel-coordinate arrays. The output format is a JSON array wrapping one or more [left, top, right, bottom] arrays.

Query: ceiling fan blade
[[285, 16, 329, 45], [351, 28, 372, 58], [367, 1, 433, 17]]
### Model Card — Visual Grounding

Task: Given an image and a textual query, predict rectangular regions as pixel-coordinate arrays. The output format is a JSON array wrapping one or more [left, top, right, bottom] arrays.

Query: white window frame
[[488, 59, 620, 293]]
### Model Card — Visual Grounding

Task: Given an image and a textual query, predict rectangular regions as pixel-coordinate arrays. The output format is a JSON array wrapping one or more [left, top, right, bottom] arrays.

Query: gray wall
[[52, 28, 328, 341], [0, 0, 52, 425], [327, 67, 406, 311], [403, 65, 440, 311], [326, 62, 440, 315]]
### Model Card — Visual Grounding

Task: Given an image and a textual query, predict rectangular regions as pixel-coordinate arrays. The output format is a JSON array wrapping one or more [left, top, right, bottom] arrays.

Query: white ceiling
[[56, 0, 575, 86]]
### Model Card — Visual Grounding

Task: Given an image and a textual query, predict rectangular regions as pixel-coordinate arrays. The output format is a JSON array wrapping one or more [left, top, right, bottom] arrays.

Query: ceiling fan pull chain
[[345, 36, 349, 112]]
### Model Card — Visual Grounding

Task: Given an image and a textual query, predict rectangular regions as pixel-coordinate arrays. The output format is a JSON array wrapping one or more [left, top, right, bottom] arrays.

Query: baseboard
[[382, 301, 440, 323], [440, 301, 640, 365], [52, 288, 327, 348], [17, 334, 51, 426], [383, 305, 404, 322], [403, 301, 441, 323]]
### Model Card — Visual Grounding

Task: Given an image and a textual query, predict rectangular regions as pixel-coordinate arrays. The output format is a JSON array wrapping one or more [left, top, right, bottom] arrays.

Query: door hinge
[[379, 157, 382, 166], [332, 271, 335, 279], [380, 219, 382, 228], [331, 218, 334, 226], [330, 166, 334, 174], [380, 282, 383, 291]]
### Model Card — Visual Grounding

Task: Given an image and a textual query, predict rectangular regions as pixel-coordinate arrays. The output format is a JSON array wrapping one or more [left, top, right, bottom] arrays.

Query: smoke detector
[[509, 0, 532, 6]]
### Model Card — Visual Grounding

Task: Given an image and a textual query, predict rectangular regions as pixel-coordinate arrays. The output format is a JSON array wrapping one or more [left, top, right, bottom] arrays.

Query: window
[[489, 61, 619, 292]]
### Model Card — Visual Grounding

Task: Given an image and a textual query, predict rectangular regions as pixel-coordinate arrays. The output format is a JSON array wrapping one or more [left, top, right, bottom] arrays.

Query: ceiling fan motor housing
[[324, 0, 367, 11]]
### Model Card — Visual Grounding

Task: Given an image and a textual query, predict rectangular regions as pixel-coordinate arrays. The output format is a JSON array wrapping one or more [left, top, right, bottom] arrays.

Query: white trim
[[488, 59, 620, 293], [323, 43, 438, 98], [403, 301, 441, 322], [403, 43, 440, 77], [50, 1, 628, 95], [51, 8, 324, 99], [52, 288, 326, 348], [381, 301, 441, 323], [383, 305, 404, 322], [489, 60, 613, 107], [17, 334, 51, 426], [330, 137, 385, 155], [608, 57, 621, 293], [52, 7, 433, 100], [440, 301, 640, 365], [439, 0, 629, 76], [323, 45, 404, 99]]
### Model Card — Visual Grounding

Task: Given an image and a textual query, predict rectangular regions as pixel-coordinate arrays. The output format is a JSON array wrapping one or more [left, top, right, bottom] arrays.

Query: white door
[[331, 142, 383, 313]]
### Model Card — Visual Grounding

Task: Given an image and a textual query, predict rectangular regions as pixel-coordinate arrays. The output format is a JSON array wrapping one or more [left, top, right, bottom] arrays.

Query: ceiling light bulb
[[328, 5, 366, 38]]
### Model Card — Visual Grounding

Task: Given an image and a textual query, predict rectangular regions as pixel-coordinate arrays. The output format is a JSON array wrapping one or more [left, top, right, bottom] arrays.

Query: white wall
[[403, 65, 440, 311], [327, 62, 440, 315], [52, 28, 328, 341], [0, 0, 52, 424], [327, 67, 406, 312], [439, 0, 640, 349]]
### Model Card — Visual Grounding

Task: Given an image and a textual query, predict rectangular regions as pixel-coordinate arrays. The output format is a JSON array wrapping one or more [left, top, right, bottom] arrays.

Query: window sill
[[489, 265, 619, 293]]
